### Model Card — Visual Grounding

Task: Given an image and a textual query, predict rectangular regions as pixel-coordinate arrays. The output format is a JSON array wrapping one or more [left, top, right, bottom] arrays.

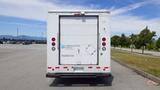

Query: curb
[[112, 58, 160, 85]]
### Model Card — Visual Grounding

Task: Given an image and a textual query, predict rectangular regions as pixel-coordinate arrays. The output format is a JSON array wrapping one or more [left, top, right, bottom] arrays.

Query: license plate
[[73, 67, 84, 71]]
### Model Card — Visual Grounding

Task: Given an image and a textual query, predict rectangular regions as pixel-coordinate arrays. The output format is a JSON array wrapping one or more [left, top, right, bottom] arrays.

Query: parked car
[[0, 41, 3, 44], [22, 41, 32, 45]]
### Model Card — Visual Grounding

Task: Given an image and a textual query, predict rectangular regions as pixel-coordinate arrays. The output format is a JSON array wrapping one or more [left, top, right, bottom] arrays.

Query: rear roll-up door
[[59, 16, 98, 65]]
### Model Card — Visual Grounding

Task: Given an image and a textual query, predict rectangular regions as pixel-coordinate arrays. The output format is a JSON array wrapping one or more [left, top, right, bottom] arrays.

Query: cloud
[[0, 0, 160, 37], [111, 14, 160, 36], [112, 1, 148, 15], [150, 0, 160, 5], [0, 21, 45, 28], [0, 0, 93, 21], [0, 0, 47, 21], [0, 0, 156, 20], [110, 0, 160, 36]]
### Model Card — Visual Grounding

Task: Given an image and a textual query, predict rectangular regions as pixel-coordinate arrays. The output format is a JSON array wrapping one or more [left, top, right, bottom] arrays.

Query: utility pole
[[17, 26, 19, 36]]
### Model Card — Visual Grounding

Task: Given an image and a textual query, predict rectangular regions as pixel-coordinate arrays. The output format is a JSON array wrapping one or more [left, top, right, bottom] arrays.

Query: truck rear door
[[60, 16, 98, 65]]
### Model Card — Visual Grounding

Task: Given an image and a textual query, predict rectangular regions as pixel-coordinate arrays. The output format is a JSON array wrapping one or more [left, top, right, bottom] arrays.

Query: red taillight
[[102, 37, 106, 41], [52, 42, 56, 46], [51, 37, 56, 51], [48, 67, 52, 69], [52, 37, 56, 41], [102, 42, 106, 46]]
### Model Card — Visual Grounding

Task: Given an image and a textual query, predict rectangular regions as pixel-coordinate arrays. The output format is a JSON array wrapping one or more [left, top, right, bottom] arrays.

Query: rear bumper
[[46, 72, 111, 78]]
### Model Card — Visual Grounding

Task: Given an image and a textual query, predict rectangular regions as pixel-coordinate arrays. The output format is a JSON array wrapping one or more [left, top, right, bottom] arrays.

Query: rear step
[[46, 73, 111, 78]]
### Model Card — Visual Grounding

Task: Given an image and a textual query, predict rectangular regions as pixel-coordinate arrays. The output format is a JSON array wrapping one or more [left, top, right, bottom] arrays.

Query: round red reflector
[[102, 37, 106, 41], [52, 42, 56, 46], [52, 37, 56, 41], [102, 42, 106, 46]]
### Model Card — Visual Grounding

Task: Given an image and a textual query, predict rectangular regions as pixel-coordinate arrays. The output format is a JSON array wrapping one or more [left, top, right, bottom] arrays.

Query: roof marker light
[[74, 13, 81, 16]]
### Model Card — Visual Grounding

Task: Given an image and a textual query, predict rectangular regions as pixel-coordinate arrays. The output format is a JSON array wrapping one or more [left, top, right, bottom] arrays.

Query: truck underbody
[[46, 72, 112, 78]]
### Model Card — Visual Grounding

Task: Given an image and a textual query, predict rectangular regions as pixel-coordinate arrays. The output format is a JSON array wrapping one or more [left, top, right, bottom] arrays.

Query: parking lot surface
[[0, 44, 159, 90]]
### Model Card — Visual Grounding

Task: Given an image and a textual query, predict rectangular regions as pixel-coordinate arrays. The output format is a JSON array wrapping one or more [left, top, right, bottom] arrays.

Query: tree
[[130, 34, 138, 52], [126, 37, 131, 47], [146, 43, 155, 50], [146, 38, 156, 50], [138, 26, 156, 54], [111, 35, 120, 47], [119, 34, 128, 47], [156, 37, 160, 50]]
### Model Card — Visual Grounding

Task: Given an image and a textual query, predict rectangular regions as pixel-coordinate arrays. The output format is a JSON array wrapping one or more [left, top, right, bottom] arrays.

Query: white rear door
[[60, 16, 98, 65]]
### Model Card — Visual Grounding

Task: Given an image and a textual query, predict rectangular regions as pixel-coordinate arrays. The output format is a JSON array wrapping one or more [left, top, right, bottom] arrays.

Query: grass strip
[[111, 49, 160, 78]]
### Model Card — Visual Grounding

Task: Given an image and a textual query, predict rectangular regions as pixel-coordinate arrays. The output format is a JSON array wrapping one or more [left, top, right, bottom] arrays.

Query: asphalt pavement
[[0, 44, 159, 90]]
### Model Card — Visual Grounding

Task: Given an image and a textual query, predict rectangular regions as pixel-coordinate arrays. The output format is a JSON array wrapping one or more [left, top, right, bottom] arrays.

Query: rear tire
[[103, 74, 113, 86], [46, 78, 54, 86]]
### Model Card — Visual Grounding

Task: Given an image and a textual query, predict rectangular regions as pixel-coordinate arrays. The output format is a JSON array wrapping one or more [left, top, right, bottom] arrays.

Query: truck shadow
[[49, 75, 114, 87]]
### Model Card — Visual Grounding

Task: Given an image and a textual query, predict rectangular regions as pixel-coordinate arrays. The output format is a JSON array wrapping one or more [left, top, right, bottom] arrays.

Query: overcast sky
[[0, 0, 160, 37]]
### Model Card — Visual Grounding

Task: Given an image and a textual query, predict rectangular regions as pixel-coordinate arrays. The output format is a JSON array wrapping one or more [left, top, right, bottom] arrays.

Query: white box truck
[[46, 10, 111, 78]]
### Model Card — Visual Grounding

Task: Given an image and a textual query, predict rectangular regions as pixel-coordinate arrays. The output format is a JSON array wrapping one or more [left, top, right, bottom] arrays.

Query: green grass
[[111, 49, 160, 78]]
